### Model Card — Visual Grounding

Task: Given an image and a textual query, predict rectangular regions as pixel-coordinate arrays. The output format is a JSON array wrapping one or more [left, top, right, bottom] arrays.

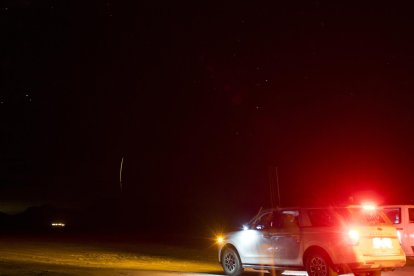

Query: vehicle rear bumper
[[337, 257, 406, 273]]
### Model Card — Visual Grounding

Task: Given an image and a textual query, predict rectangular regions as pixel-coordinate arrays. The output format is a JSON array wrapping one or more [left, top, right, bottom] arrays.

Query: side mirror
[[255, 224, 265, 230]]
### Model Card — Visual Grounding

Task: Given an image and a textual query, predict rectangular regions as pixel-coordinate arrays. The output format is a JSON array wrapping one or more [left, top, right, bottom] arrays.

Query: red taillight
[[348, 229, 360, 245]]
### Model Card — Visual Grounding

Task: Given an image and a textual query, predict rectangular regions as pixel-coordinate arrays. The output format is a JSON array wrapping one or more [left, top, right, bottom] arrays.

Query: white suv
[[217, 206, 406, 276]]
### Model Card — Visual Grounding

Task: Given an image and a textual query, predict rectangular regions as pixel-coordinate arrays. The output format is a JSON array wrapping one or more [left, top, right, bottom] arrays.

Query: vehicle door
[[405, 207, 414, 256], [242, 211, 276, 265], [272, 210, 302, 266], [383, 206, 413, 256]]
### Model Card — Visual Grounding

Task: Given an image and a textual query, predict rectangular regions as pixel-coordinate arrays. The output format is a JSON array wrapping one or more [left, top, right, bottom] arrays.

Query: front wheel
[[305, 252, 338, 276], [221, 247, 243, 276]]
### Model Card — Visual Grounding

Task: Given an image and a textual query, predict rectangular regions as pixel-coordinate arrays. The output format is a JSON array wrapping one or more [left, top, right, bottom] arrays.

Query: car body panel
[[225, 229, 275, 265], [218, 206, 406, 274]]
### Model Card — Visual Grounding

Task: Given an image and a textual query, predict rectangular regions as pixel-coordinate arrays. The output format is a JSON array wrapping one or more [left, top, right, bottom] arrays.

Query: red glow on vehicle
[[348, 229, 360, 245], [362, 203, 377, 211]]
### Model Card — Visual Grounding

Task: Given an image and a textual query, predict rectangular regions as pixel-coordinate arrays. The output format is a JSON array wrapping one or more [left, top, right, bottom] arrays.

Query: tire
[[221, 247, 243, 276], [305, 252, 338, 276]]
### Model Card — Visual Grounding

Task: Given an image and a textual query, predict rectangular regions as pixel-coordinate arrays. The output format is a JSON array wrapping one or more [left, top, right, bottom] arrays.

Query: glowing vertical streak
[[120, 157, 124, 192]]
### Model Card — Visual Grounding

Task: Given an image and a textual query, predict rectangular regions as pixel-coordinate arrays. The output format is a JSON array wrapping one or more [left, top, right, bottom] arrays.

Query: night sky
[[2, 1, 414, 218]]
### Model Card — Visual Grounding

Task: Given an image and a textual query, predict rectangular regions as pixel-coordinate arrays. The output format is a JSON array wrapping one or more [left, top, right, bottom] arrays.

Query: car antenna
[[276, 166, 281, 207], [268, 166, 281, 208], [268, 166, 275, 208], [249, 206, 264, 225]]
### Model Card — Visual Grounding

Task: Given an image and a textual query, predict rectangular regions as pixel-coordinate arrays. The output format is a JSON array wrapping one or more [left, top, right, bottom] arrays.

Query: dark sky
[[2, 1, 414, 215]]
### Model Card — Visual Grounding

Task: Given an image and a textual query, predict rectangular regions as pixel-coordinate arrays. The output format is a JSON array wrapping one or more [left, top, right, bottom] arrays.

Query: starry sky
[[2, 1, 414, 216]]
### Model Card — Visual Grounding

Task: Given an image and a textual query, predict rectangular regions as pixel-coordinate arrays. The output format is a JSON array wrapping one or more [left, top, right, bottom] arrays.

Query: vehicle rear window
[[383, 208, 402, 224], [307, 209, 339, 227], [335, 208, 389, 225]]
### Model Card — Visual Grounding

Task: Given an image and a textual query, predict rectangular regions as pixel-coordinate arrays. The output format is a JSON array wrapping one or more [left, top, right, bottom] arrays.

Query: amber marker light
[[216, 235, 224, 245]]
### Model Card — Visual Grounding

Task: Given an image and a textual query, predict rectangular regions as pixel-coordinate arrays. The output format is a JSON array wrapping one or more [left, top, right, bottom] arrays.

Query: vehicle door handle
[[285, 234, 300, 243]]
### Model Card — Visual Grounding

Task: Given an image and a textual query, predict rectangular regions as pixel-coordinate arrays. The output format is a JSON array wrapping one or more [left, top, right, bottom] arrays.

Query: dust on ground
[[0, 235, 223, 275]]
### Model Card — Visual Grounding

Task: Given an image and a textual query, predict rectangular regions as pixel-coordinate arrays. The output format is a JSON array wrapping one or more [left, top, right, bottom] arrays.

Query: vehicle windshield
[[335, 207, 391, 225]]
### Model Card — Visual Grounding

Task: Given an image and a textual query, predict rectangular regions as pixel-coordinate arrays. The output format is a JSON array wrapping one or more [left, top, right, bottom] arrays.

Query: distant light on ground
[[51, 222, 65, 227]]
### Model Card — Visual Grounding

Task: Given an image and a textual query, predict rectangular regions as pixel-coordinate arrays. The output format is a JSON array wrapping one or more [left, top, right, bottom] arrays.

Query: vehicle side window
[[409, 208, 414, 223], [253, 212, 273, 230], [383, 208, 402, 224], [280, 211, 300, 230], [307, 209, 337, 227]]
